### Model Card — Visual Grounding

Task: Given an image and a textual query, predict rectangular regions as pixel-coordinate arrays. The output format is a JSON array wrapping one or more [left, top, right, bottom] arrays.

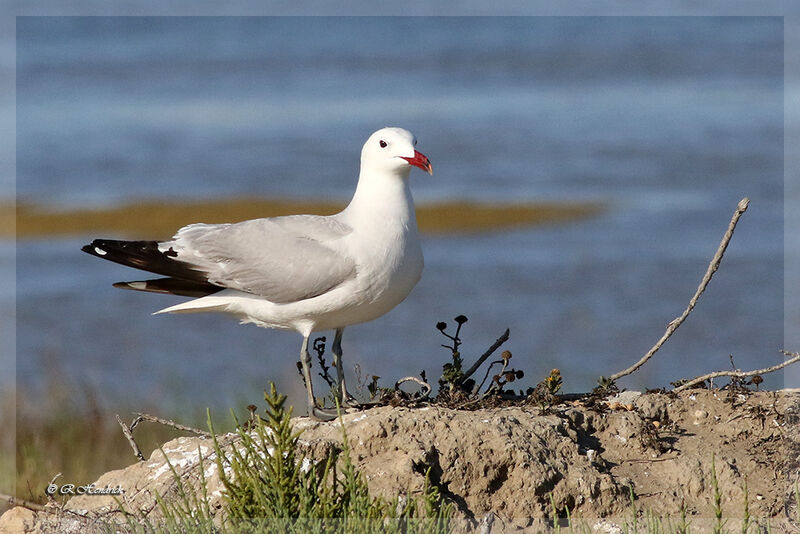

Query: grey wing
[[165, 215, 356, 304]]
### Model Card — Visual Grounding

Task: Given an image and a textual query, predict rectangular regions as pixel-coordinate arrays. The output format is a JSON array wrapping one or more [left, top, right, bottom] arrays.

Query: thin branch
[[482, 356, 510, 397], [609, 198, 750, 382], [1, 482, 112, 520], [0, 492, 48, 512], [459, 328, 511, 384], [130, 412, 211, 438], [45, 473, 62, 506], [473, 359, 504, 395], [116, 414, 145, 461], [673, 350, 800, 393], [0, 491, 110, 523]]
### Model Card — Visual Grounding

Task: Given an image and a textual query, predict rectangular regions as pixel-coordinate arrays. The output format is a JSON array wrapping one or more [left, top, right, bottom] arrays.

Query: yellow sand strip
[[6, 198, 604, 240]]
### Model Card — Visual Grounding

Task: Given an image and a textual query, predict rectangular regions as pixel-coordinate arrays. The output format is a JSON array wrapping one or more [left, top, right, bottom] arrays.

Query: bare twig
[[116, 414, 145, 462], [608, 198, 750, 382], [0, 492, 96, 521], [622, 456, 679, 463], [45, 473, 62, 506], [482, 354, 511, 397], [459, 328, 511, 385], [673, 350, 800, 392], [473, 359, 503, 395], [130, 412, 211, 438], [0, 492, 48, 512], [2, 475, 125, 522]]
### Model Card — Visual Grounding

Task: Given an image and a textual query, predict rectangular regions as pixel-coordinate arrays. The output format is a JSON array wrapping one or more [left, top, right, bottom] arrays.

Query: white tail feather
[[154, 295, 231, 315]]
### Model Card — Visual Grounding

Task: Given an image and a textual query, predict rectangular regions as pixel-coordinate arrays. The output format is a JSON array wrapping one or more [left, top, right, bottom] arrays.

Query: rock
[[593, 518, 623, 533], [0, 507, 37, 534], [633, 393, 669, 422], [693, 409, 709, 425], [607, 390, 642, 407]]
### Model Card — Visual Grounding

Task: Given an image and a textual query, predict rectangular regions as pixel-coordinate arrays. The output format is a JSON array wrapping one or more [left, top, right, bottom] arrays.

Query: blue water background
[[14, 17, 785, 415]]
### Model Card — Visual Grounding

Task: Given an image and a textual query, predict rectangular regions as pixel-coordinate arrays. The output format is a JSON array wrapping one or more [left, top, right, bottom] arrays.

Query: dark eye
[[379, 140, 387, 148]]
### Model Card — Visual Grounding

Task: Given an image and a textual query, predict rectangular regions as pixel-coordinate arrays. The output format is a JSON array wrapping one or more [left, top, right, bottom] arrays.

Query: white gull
[[82, 127, 432, 420]]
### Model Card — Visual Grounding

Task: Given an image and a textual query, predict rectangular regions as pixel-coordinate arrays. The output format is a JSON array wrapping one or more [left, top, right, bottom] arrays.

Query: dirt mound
[[2, 389, 798, 532]]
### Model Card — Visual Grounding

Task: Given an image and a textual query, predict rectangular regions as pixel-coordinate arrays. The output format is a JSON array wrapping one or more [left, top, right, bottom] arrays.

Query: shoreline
[[6, 198, 605, 240]]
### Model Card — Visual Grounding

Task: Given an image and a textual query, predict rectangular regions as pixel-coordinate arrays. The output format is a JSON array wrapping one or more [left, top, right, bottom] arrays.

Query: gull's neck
[[340, 167, 417, 232]]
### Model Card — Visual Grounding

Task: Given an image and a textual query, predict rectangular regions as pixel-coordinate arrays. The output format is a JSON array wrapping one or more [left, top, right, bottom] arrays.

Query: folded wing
[[83, 215, 357, 304]]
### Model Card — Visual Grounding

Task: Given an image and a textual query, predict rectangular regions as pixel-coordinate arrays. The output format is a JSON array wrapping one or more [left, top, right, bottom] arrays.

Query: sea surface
[[12, 17, 788, 415]]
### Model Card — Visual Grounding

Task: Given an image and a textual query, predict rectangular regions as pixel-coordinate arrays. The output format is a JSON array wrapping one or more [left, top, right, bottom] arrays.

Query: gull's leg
[[299, 335, 337, 421], [332, 327, 360, 408]]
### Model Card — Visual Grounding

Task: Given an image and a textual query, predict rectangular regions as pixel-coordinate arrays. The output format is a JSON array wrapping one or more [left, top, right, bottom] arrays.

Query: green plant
[[711, 455, 725, 534], [740, 479, 750, 534], [435, 316, 524, 405], [107, 384, 451, 533], [111, 443, 216, 533], [676, 498, 690, 534], [794, 482, 800, 525], [437, 316, 469, 392], [625, 483, 639, 534], [549, 492, 562, 533], [210, 384, 451, 533]]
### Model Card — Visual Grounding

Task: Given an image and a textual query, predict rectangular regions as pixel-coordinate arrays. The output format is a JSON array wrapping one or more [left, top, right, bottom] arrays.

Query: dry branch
[[116, 412, 210, 461], [395, 376, 432, 398], [0, 491, 94, 521], [673, 350, 800, 392], [608, 197, 750, 383], [130, 412, 211, 438], [459, 328, 511, 384], [116, 414, 145, 461], [45, 473, 62, 506], [0, 492, 48, 512]]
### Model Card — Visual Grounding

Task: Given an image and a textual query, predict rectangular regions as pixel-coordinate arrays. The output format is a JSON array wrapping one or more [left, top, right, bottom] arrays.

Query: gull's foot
[[344, 395, 364, 409], [309, 405, 339, 422], [341, 396, 385, 411]]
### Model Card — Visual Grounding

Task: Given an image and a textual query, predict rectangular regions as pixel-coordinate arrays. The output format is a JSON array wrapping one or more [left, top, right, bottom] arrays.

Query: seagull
[[82, 127, 432, 420]]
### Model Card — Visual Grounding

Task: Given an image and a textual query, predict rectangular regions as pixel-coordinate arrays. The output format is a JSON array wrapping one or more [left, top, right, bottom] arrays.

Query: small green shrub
[[212, 384, 451, 533], [113, 384, 452, 533]]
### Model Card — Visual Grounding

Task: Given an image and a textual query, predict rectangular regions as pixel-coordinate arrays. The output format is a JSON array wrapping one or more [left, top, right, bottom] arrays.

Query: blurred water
[[14, 17, 785, 414]]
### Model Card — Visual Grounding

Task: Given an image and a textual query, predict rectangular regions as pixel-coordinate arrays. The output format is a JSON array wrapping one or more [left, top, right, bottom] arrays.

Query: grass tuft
[[677, 498, 690, 534], [212, 383, 452, 532], [111, 383, 452, 533], [711, 455, 725, 534], [740, 479, 750, 534]]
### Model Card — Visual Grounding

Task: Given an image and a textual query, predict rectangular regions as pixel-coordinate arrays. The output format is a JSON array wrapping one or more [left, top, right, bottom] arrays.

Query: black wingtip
[[81, 239, 115, 258], [80, 238, 209, 283], [82, 239, 113, 258]]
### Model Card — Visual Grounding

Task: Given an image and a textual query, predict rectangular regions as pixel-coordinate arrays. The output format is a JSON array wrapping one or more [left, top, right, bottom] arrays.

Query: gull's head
[[361, 127, 433, 177]]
